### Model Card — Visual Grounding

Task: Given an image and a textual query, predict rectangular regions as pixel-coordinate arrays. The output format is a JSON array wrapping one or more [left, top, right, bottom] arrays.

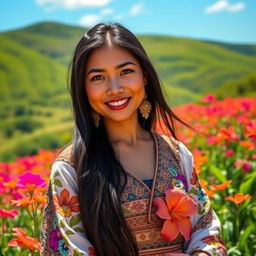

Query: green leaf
[[53, 178, 62, 187], [239, 172, 256, 194], [74, 227, 85, 233], [189, 187, 197, 195], [53, 171, 60, 178], [239, 225, 255, 248], [209, 165, 226, 183], [65, 230, 75, 236], [59, 218, 65, 228], [69, 215, 81, 227], [74, 248, 84, 256]]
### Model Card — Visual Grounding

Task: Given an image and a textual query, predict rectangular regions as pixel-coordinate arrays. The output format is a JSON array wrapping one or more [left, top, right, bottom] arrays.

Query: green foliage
[[215, 73, 256, 97]]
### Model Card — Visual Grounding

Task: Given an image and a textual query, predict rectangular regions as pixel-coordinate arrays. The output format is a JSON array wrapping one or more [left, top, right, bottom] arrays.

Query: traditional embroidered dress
[[40, 133, 227, 256]]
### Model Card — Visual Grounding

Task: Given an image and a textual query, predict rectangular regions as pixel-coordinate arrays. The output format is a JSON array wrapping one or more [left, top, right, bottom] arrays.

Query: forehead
[[85, 45, 140, 69]]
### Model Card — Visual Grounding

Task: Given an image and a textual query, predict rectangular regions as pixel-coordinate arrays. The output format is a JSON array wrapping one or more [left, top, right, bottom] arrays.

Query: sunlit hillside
[[0, 21, 255, 161]]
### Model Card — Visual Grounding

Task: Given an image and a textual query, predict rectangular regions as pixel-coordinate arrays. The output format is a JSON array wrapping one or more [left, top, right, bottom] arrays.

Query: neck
[[103, 114, 150, 146]]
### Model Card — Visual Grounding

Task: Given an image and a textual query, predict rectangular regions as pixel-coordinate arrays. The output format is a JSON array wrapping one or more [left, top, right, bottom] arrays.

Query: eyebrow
[[86, 61, 136, 76]]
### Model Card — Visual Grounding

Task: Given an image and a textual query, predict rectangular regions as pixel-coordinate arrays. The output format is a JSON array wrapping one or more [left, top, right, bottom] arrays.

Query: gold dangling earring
[[139, 94, 152, 119], [92, 112, 100, 128]]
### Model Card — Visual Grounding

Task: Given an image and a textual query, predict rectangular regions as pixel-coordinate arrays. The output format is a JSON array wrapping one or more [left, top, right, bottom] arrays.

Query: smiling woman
[[40, 23, 227, 256]]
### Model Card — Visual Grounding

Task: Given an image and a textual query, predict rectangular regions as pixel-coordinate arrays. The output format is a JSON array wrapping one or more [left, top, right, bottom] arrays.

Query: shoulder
[[156, 132, 193, 169], [54, 143, 74, 167], [50, 143, 77, 186], [156, 132, 192, 158]]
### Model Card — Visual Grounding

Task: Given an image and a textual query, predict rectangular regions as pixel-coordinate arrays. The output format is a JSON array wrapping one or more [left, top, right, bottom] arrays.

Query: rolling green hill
[[3, 22, 256, 95], [215, 72, 256, 97], [0, 34, 66, 101], [0, 21, 255, 161]]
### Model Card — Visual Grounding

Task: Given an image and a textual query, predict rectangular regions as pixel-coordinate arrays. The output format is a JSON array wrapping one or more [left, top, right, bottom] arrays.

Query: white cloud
[[101, 8, 113, 15], [227, 2, 245, 12], [205, 1, 245, 14], [205, 1, 228, 13], [79, 14, 102, 26], [36, 0, 111, 10], [129, 2, 144, 15]]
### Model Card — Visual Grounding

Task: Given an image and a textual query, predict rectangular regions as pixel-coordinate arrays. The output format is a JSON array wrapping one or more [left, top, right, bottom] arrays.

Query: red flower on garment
[[53, 189, 80, 217], [154, 186, 198, 242]]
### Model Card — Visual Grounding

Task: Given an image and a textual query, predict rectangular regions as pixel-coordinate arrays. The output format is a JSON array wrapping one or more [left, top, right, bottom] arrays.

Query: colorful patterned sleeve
[[178, 142, 227, 256], [41, 160, 95, 256]]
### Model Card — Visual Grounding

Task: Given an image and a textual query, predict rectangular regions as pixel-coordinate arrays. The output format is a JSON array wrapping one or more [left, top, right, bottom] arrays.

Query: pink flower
[[202, 94, 216, 103], [242, 162, 251, 172], [17, 172, 46, 191], [0, 209, 19, 219], [154, 186, 198, 242], [225, 149, 234, 157]]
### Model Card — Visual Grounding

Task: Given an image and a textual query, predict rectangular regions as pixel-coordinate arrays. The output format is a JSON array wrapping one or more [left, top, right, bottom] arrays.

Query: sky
[[1, 0, 256, 44]]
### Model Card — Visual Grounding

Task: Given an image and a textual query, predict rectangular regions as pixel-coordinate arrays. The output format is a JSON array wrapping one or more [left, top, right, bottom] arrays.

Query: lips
[[105, 97, 131, 110]]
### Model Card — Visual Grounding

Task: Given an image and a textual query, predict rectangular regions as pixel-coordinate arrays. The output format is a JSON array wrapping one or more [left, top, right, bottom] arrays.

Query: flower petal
[[60, 189, 70, 205], [68, 195, 79, 207], [174, 196, 198, 217], [161, 219, 179, 242], [154, 198, 170, 220], [177, 217, 192, 240], [165, 186, 185, 210]]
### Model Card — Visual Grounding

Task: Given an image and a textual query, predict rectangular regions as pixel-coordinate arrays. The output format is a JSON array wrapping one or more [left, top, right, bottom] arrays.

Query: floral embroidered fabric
[[40, 133, 227, 256]]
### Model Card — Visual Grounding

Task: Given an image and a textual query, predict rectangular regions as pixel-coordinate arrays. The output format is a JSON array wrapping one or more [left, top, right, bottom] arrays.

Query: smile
[[105, 97, 131, 110]]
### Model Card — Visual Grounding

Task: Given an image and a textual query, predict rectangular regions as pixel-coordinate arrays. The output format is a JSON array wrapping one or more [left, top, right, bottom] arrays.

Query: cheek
[[126, 74, 145, 91], [85, 84, 103, 104]]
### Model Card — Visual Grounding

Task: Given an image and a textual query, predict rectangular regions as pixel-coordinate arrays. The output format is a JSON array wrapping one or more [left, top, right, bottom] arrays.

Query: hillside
[[0, 34, 66, 102], [3, 22, 256, 95], [0, 21, 256, 161]]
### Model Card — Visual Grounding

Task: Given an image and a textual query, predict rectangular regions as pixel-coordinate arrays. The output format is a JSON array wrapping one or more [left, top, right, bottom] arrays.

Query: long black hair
[[69, 23, 193, 256]]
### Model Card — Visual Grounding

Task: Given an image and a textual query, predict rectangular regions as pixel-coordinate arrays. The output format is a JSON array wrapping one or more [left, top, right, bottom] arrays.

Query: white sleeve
[[178, 142, 227, 256], [50, 161, 94, 256]]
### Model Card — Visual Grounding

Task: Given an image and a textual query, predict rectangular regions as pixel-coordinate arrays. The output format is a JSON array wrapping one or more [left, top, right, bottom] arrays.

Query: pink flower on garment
[[154, 186, 198, 242]]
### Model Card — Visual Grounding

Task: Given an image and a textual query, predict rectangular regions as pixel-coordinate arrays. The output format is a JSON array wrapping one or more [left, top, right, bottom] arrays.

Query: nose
[[107, 77, 124, 95]]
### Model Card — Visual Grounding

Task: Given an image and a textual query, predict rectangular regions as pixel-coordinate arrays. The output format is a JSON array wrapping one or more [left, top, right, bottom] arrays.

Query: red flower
[[217, 126, 239, 142], [53, 189, 80, 217], [0, 209, 19, 219], [154, 186, 198, 242], [8, 227, 41, 252], [226, 193, 251, 204], [245, 120, 256, 141], [212, 180, 231, 191]]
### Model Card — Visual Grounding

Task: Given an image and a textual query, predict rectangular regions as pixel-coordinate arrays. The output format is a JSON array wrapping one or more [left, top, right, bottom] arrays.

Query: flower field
[[0, 96, 255, 256]]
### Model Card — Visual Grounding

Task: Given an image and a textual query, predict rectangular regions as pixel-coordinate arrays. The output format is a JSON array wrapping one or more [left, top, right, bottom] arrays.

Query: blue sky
[[1, 0, 256, 44]]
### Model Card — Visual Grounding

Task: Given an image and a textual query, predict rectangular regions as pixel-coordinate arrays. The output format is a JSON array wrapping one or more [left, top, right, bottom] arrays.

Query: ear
[[143, 72, 148, 86]]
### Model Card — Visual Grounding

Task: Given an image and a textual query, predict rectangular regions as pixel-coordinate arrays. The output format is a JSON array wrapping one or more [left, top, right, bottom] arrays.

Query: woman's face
[[84, 45, 147, 124]]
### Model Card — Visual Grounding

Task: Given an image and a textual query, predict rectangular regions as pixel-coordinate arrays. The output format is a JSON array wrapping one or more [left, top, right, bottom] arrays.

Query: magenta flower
[[17, 172, 46, 191], [49, 228, 62, 252], [202, 94, 216, 103], [242, 162, 251, 172], [225, 149, 234, 157], [0, 209, 19, 219]]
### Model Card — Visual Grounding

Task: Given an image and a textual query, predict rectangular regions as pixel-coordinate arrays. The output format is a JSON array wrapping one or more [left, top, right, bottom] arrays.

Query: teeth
[[108, 98, 128, 107]]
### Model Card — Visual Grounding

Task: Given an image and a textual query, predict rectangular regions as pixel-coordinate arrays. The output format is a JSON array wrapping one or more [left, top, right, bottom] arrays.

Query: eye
[[121, 69, 134, 76], [91, 75, 105, 81]]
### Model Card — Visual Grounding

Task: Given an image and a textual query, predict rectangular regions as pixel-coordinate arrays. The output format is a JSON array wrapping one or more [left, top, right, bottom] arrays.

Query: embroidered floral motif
[[40, 133, 227, 255], [130, 201, 145, 212], [49, 228, 62, 252], [168, 167, 178, 177], [198, 187, 208, 201], [154, 186, 198, 242], [58, 240, 69, 256], [88, 246, 96, 256], [53, 188, 80, 217]]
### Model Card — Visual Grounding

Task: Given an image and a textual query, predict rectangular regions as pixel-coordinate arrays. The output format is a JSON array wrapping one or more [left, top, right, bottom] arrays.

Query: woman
[[40, 23, 227, 256]]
